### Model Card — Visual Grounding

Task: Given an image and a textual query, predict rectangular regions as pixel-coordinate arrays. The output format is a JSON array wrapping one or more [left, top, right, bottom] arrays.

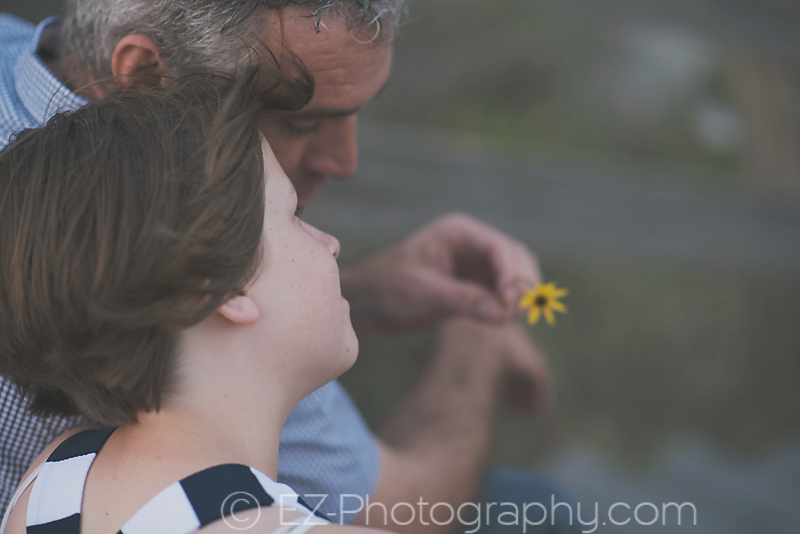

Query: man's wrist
[[430, 319, 509, 390]]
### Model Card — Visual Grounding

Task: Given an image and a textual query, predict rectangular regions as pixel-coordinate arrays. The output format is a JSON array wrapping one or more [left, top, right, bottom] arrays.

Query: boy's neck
[[117, 393, 289, 481]]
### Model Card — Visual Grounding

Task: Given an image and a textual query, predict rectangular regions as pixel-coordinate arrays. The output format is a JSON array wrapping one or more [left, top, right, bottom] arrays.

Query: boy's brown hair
[[0, 71, 305, 425]]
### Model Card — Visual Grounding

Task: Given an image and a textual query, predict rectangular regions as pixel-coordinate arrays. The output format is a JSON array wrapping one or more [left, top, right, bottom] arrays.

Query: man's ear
[[111, 34, 171, 89], [217, 292, 261, 325]]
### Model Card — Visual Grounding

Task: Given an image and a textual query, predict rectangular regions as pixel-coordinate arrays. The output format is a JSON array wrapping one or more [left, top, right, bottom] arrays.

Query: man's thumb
[[438, 277, 503, 321], [474, 294, 505, 320]]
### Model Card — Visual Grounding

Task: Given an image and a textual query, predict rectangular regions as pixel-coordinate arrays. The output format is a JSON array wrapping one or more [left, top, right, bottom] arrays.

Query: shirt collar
[[14, 16, 88, 124]]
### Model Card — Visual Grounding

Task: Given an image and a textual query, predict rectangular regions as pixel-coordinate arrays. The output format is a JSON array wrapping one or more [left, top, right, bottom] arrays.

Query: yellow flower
[[518, 282, 569, 326]]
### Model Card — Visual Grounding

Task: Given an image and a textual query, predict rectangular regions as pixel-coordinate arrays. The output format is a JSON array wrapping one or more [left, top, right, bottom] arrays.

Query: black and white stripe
[[23, 429, 327, 534], [26, 428, 113, 533]]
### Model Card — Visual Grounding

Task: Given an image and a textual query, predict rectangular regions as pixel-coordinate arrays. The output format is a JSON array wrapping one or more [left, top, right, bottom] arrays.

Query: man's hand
[[434, 317, 553, 415], [493, 320, 554, 413], [341, 213, 541, 333]]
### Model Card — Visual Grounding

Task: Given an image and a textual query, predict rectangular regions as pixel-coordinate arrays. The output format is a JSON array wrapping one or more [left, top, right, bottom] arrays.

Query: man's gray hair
[[63, 0, 405, 80]]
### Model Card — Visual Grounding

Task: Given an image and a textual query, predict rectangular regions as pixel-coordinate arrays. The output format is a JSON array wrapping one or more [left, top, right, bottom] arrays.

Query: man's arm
[[351, 319, 552, 534], [342, 212, 551, 533]]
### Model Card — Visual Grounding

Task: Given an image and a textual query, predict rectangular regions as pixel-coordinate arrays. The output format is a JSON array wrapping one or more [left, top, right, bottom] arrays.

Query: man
[[0, 2, 573, 532]]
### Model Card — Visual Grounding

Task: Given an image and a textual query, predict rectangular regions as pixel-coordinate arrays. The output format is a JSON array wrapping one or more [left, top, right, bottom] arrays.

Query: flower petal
[[552, 288, 569, 298], [543, 308, 556, 326], [527, 307, 541, 325], [550, 299, 568, 313]]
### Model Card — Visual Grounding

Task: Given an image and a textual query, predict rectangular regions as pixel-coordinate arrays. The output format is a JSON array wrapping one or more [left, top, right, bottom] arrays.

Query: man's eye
[[281, 120, 321, 137]]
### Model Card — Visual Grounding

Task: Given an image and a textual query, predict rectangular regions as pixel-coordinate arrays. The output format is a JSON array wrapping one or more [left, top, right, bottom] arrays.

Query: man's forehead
[[256, 15, 392, 115], [256, 6, 392, 55]]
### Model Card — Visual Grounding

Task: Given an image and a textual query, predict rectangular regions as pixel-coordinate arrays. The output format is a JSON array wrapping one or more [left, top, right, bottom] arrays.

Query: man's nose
[[302, 116, 358, 181], [302, 220, 341, 259]]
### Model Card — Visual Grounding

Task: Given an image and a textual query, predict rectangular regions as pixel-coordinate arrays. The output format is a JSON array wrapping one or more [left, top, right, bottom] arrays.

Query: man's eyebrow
[[283, 79, 390, 119], [287, 107, 362, 119]]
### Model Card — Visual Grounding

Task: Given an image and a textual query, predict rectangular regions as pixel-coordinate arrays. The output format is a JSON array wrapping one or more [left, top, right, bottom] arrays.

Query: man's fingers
[[441, 215, 541, 309], [506, 374, 538, 413], [502, 325, 555, 413], [426, 271, 507, 322], [493, 244, 541, 311], [446, 218, 542, 315]]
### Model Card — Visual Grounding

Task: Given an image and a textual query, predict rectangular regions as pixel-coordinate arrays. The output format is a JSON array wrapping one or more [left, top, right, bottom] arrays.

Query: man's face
[[258, 10, 393, 207]]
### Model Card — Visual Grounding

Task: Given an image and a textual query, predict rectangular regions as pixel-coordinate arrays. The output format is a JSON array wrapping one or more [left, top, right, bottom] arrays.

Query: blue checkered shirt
[[0, 14, 379, 523]]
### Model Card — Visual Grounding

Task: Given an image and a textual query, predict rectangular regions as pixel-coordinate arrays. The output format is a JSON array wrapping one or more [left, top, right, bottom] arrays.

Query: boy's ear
[[110, 34, 172, 89], [217, 292, 260, 325]]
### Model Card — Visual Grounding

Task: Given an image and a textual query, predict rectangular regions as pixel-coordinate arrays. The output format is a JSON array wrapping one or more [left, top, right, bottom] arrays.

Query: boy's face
[[245, 139, 358, 396]]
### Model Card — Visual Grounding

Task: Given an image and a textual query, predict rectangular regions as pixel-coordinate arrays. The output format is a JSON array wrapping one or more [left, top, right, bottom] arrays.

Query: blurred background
[[3, 1, 800, 532]]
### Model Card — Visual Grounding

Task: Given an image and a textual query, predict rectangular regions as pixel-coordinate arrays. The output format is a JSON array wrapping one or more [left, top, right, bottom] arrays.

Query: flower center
[[535, 296, 548, 307]]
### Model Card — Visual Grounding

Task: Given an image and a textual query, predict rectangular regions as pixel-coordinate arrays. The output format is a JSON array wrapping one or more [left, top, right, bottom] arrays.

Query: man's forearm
[[353, 319, 507, 534]]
